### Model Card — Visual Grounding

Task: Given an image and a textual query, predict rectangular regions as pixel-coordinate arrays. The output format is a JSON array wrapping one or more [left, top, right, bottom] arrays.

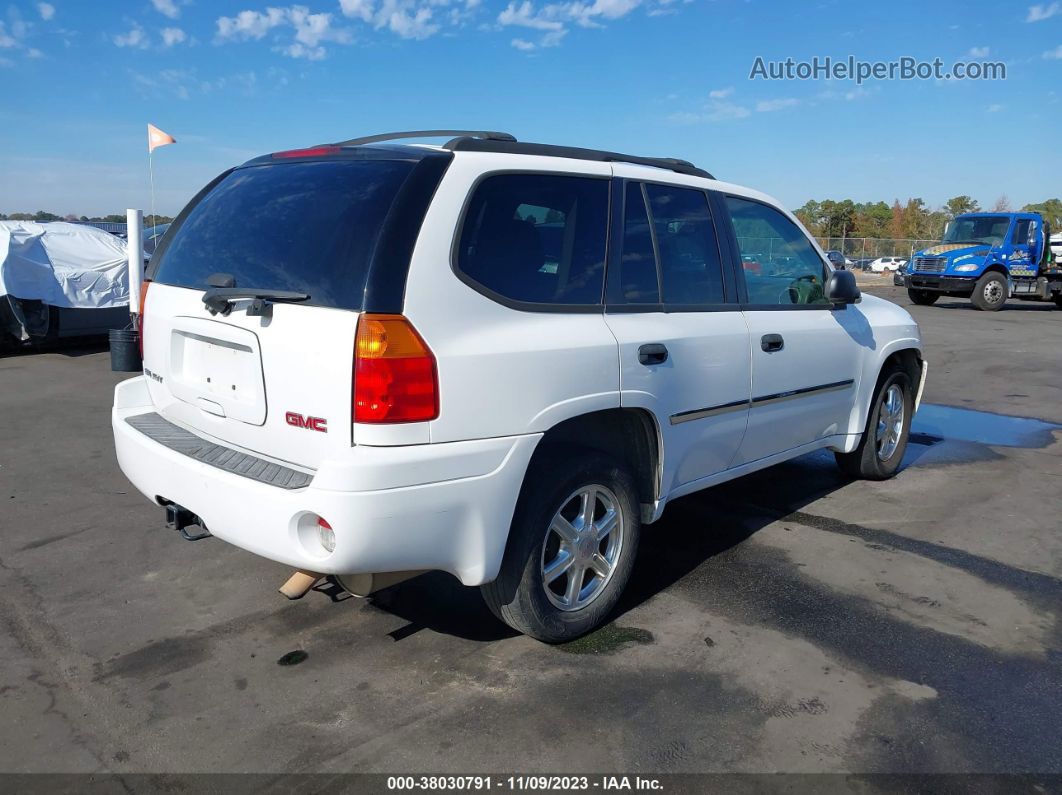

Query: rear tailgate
[[139, 151, 446, 471], [142, 284, 357, 468]]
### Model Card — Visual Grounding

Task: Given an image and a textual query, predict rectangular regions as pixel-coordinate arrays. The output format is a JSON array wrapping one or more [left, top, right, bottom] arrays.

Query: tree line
[[0, 210, 174, 226], [794, 196, 1062, 241]]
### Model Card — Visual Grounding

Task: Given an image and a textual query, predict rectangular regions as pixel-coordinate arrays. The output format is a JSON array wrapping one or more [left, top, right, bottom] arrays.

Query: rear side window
[[617, 183, 660, 303], [152, 160, 415, 311], [645, 184, 724, 305], [725, 196, 829, 306], [456, 174, 609, 306]]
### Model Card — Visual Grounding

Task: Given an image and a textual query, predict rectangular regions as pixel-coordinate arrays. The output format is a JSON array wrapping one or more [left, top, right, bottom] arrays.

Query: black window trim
[[717, 191, 837, 311], [604, 177, 740, 314], [449, 168, 613, 314]]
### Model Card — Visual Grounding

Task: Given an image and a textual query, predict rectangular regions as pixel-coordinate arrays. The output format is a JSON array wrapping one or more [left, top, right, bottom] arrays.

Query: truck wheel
[[1054, 296, 1062, 310], [907, 289, 939, 306], [482, 447, 640, 643], [835, 365, 913, 481], [971, 272, 1007, 311]]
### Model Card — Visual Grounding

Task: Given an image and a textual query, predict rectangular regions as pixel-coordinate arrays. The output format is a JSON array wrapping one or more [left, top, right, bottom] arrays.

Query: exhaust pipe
[[335, 570, 427, 597]]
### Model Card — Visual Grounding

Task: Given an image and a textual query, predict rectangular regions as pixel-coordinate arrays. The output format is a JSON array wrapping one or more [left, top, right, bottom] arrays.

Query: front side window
[[645, 184, 725, 305], [725, 196, 829, 306], [456, 174, 609, 306], [1011, 218, 1032, 245]]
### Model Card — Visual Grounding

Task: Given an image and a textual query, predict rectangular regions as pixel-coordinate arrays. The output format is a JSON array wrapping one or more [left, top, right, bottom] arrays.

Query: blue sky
[[1, 0, 1059, 216]]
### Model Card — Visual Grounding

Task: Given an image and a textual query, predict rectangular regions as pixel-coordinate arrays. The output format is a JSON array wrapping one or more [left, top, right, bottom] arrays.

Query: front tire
[[971, 271, 1007, 311], [835, 367, 913, 480], [482, 448, 640, 643], [908, 289, 939, 306]]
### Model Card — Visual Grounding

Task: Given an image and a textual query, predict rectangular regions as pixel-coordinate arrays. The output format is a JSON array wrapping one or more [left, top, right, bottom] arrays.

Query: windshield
[[943, 216, 1010, 246], [151, 159, 415, 311]]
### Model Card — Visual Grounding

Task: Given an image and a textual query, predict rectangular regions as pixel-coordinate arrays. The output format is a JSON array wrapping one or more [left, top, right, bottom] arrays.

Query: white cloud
[[161, 27, 187, 46], [0, 23, 16, 48], [217, 6, 353, 55], [216, 8, 289, 40], [756, 97, 799, 112], [708, 86, 733, 99], [497, 0, 649, 47], [511, 36, 535, 49], [113, 23, 150, 49], [36, 3, 55, 21], [151, 0, 181, 20], [987, 103, 1004, 112], [1044, 44, 1062, 59], [968, 45, 989, 57], [1027, 2, 1060, 21], [277, 41, 326, 58], [26, 46, 42, 57]]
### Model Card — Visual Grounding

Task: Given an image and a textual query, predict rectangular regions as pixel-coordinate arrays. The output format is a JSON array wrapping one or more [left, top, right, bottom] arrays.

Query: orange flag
[[148, 123, 176, 153]]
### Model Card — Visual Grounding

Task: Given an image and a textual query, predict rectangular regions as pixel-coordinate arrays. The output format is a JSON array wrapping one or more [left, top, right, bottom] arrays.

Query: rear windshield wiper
[[202, 287, 310, 316]]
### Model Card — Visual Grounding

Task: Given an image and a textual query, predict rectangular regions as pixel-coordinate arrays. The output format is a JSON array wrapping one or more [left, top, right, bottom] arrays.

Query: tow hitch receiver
[[165, 503, 212, 541]]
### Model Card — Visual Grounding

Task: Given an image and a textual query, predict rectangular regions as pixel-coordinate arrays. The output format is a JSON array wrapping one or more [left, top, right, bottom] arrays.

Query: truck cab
[[905, 212, 1061, 311]]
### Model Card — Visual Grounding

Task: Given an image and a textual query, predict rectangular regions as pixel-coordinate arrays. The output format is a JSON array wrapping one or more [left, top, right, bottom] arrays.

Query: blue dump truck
[[904, 212, 1061, 311]]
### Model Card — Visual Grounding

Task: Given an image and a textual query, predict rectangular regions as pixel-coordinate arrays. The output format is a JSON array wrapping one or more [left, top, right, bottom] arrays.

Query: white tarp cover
[[0, 221, 131, 308]]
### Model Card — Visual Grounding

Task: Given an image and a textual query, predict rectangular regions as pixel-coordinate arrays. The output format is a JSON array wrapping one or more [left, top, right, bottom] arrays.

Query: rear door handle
[[761, 334, 784, 353], [638, 343, 669, 366]]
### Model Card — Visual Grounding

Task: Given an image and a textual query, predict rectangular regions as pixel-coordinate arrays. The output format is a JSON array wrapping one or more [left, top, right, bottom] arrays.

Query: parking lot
[[1, 282, 1060, 775]]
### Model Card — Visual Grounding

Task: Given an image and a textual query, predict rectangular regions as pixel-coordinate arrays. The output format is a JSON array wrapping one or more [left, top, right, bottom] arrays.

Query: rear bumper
[[112, 377, 540, 585], [906, 274, 976, 293]]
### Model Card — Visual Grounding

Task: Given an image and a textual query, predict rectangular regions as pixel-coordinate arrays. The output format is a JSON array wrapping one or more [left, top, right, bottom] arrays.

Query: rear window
[[456, 173, 609, 306], [151, 160, 415, 311]]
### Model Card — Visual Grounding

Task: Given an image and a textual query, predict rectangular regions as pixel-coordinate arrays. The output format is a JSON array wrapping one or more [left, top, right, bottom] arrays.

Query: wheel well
[[982, 265, 1009, 278], [883, 347, 922, 388], [533, 409, 661, 521]]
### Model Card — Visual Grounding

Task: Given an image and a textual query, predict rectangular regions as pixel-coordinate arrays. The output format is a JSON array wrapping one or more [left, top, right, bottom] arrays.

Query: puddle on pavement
[[559, 625, 654, 655], [912, 404, 1060, 449], [905, 404, 1060, 467]]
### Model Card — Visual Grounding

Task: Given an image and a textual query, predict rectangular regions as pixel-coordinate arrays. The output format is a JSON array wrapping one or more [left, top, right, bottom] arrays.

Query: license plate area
[[168, 318, 267, 425]]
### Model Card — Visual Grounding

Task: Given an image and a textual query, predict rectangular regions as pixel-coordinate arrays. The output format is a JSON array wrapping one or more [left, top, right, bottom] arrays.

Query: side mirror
[[826, 269, 860, 306], [1028, 223, 1038, 246]]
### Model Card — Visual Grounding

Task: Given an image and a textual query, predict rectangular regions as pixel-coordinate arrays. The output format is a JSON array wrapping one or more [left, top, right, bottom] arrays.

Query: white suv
[[112, 130, 927, 642]]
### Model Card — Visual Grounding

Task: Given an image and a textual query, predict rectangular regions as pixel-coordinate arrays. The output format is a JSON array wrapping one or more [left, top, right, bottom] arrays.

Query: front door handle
[[638, 343, 669, 366], [761, 334, 784, 353]]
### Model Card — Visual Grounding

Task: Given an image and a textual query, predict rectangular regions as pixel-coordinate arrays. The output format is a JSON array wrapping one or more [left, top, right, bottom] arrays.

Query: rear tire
[[971, 271, 1007, 311], [908, 289, 939, 306], [482, 447, 640, 643], [835, 366, 913, 481], [1053, 295, 1062, 310]]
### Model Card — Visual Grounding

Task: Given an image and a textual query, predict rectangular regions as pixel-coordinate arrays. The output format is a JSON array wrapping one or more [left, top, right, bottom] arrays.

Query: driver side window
[[725, 196, 829, 306]]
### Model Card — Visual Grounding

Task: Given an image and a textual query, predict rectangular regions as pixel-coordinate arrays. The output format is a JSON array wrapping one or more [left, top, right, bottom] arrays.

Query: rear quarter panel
[[401, 153, 621, 444]]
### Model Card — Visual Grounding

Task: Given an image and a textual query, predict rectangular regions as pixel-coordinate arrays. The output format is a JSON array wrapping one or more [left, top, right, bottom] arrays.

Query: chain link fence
[[815, 237, 939, 264]]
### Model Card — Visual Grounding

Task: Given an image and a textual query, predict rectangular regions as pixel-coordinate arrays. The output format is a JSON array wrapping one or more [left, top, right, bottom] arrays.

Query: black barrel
[[109, 327, 142, 372]]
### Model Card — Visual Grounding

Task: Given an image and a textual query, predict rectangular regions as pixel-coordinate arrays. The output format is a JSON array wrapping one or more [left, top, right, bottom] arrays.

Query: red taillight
[[271, 146, 341, 159], [137, 279, 151, 359], [353, 314, 438, 424]]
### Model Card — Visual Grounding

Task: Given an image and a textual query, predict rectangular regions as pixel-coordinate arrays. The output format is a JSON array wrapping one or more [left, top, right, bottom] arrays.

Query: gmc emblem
[[285, 412, 328, 433]]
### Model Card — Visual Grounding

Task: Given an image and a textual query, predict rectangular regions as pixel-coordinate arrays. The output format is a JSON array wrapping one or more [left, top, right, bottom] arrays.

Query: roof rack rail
[[443, 138, 714, 180], [326, 130, 516, 147]]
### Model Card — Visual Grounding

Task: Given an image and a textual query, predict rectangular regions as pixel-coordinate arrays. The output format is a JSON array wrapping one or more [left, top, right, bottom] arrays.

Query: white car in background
[[111, 130, 927, 642], [870, 256, 907, 273]]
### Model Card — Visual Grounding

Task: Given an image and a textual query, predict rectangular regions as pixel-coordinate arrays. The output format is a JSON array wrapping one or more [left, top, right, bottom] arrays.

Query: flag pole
[[148, 148, 156, 230]]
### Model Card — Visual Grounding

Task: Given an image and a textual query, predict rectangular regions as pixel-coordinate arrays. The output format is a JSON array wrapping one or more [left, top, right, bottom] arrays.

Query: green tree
[[945, 195, 980, 218], [1022, 199, 1062, 229]]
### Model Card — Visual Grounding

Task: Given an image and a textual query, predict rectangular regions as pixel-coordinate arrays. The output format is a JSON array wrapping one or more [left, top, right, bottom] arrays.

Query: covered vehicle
[[0, 221, 133, 346]]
